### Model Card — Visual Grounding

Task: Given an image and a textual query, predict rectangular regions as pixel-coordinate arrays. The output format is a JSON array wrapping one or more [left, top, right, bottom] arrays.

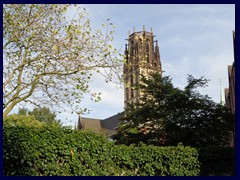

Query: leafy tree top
[[114, 73, 234, 147], [18, 106, 62, 127]]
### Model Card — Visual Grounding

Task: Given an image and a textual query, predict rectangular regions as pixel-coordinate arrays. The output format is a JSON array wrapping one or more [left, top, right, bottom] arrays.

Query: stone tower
[[124, 26, 162, 110]]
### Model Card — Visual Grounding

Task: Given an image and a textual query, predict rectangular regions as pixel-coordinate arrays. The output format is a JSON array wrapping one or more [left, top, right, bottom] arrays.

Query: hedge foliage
[[112, 144, 200, 176], [198, 147, 235, 176], [3, 126, 200, 176]]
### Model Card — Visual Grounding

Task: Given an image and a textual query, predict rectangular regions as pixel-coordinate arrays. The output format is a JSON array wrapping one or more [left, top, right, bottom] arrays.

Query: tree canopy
[[3, 4, 122, 118], [18, 107, 62, 127], [3, 114, 45, 128], [114, 73, 234, 147]]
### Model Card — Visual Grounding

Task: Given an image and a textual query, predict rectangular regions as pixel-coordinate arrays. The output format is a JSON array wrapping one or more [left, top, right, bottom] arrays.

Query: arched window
[[125, 88, 129, 101], [130, 73, 134, 87], [130, 73, 134, 98], [131, 41, 134, 54], [139, 38, 142, 49], [146, 39, 150, 63]]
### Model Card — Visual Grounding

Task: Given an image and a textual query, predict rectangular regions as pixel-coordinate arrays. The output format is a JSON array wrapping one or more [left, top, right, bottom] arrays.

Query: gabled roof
[[80, 117, 102, 133], [79, 112, 124, 137], [101, 112, 124, 130]]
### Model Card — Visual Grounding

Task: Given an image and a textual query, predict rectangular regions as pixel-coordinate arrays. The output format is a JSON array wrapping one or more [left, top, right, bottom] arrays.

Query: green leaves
[[3, 114, 45, 127], [116, 73, 234, 147], [3, 126, 200, 176], [15, 106, 62, 128], [198, 147, 235, 175], [3, 4, 123, 118]]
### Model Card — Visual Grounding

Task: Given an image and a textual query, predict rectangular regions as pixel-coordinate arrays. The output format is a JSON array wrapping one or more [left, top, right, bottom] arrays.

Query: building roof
[[101, 112, 124, 130], [79, 112, 124, 137], [80, 117, 102, 133]]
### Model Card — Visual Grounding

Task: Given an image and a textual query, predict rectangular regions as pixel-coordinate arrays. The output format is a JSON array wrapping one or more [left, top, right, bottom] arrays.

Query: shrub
[[198, 147, 235, 176], [112, 143, 200, 176], [3, 126, 200, 176]]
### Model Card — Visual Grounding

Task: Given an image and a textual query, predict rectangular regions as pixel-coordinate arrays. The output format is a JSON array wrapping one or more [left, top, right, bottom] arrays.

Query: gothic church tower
[[124, 26, 162, 110]]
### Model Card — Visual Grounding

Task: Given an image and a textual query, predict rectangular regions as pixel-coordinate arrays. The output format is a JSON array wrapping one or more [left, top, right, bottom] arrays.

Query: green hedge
[[198, 147, 235, 176], [111, 144, 200, 176], [3, 126, 200, 176]]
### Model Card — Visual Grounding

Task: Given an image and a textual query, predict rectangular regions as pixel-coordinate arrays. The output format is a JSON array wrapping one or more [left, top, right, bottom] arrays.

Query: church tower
[[124, 26, 162, 110]]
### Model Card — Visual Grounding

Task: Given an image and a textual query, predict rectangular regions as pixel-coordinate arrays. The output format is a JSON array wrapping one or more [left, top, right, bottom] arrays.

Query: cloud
[[7, 4, 235, 126], [79, 72, 124, 116], [48, 4, 237, 125]]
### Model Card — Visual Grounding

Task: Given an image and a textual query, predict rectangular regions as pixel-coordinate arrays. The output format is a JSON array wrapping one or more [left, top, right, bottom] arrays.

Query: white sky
[[9, 4, 235, 127]]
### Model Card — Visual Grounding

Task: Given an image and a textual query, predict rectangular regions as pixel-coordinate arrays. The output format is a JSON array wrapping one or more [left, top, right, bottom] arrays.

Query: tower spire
[[124, 44, 128, 56], [154, 40, 161, 70], [220, 79, 224, 106]]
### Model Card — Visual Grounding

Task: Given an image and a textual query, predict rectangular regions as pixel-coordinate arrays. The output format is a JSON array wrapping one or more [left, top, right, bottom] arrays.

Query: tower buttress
[[154, 40, 162, 71]]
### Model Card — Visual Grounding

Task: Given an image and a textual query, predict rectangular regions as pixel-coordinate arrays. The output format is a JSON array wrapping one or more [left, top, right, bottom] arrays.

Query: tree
[[3, 114, 45, 128], [17, 106, 62, 127], [114, 73, 234, 147], [3, 4, 122, 119], [18, 107, 28, 115]]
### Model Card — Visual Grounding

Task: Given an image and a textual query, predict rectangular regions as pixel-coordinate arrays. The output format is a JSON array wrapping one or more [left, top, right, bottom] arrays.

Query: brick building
[[224, 30, 235, 147]]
